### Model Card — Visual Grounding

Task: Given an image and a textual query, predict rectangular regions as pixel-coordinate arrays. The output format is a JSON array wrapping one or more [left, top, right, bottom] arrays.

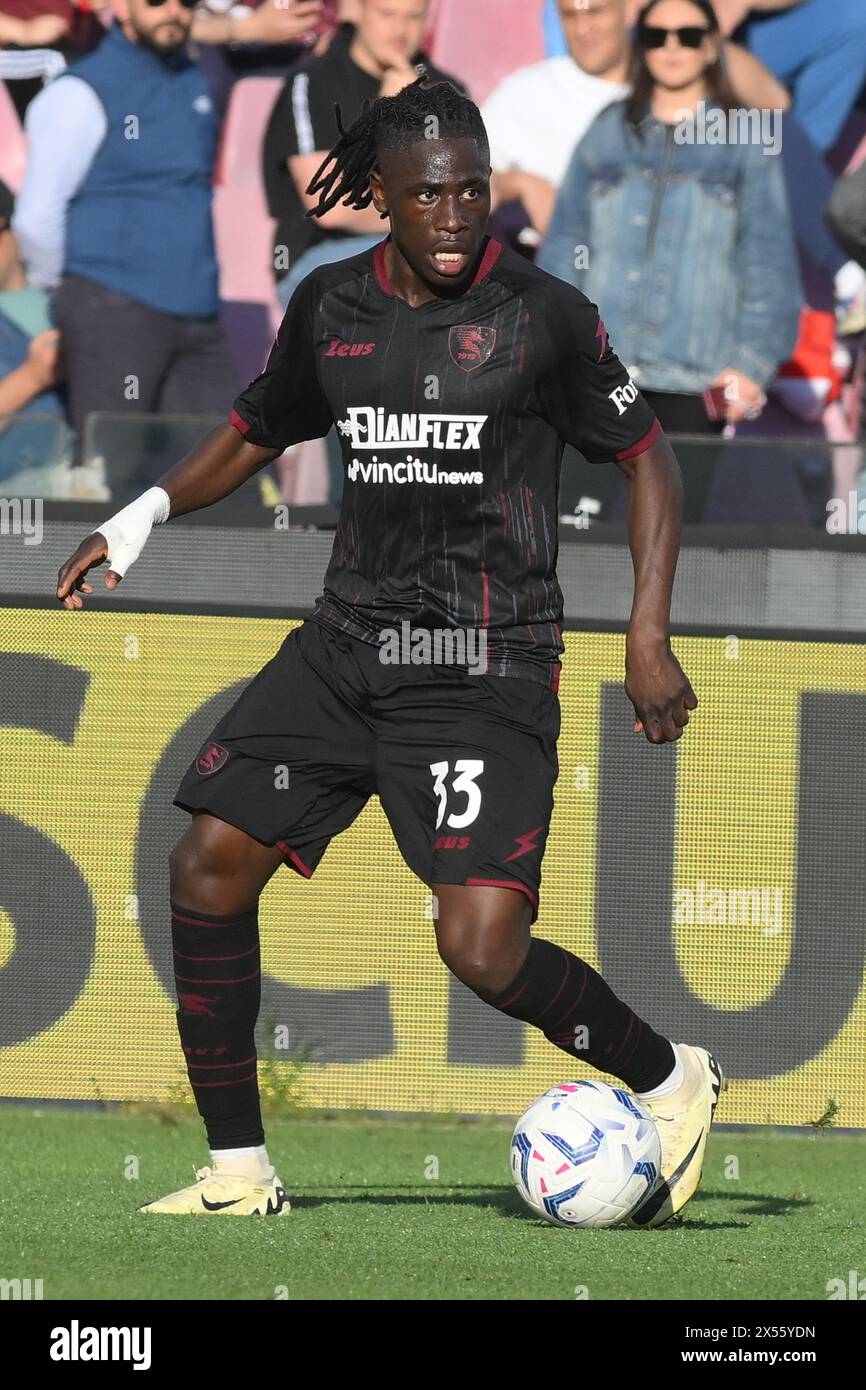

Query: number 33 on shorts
[[423, 748, 552, 921], [429, 759, 485, 830]]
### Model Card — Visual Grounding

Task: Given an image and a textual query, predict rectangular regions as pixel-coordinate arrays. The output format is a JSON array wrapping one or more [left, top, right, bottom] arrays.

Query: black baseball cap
[[0, 180, 15, 231]]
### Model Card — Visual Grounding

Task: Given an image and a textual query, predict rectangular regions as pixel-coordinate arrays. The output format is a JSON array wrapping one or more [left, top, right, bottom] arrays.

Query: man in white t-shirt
[[483, 0, 789, 237], [482, 0, 634, 237]]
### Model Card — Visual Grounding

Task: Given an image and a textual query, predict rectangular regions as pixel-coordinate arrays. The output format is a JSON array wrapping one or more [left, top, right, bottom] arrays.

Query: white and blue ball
[[510, 1080, 662, 1228]]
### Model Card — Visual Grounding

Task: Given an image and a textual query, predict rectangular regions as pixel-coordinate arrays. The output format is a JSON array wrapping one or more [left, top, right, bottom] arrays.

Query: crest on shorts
[[195, 742, 230, 777], [449, 324, 496, 372]]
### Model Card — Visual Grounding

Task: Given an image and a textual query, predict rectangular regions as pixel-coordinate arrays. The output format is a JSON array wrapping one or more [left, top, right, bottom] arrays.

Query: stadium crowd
[[1, 0, 866, 522]]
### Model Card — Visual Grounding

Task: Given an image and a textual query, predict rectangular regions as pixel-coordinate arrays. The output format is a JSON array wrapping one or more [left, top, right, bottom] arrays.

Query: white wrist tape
[[95, 486, 171, 578]]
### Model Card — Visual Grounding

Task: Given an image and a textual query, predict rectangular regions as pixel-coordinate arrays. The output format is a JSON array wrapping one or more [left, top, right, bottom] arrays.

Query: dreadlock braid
[[306, 78, 489, 219]]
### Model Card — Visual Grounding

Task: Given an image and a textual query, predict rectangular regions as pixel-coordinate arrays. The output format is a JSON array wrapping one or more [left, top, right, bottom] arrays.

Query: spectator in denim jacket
[[538, 0, 802, 518]]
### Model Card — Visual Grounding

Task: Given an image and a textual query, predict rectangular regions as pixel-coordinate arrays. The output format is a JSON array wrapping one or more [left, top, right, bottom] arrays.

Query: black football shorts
[[173, 620, 560, 921]]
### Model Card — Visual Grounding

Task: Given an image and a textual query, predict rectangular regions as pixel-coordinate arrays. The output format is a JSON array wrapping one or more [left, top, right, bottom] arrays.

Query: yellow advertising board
[[1, 609, 864, 1125]]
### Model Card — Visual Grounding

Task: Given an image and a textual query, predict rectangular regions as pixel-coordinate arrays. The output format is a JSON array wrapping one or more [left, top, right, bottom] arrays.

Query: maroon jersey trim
[[276, 841, 314, 878], [373, 238, 395, 296], [470, 236, 503, 286], [463, 877, 539, 910], [616, 416, 660, 461]]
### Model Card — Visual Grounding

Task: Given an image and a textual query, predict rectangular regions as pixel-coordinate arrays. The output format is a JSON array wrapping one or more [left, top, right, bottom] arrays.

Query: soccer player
[[57, 80, 724, 1225]]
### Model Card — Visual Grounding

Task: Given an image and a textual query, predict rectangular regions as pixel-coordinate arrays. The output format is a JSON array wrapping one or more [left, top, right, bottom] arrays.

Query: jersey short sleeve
[[229, 275, 333, 450], [533, 283, 660, 464]]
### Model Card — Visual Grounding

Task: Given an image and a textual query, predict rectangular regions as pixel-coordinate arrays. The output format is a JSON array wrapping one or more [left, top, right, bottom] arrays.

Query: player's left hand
[[625, 634, 697, 744]]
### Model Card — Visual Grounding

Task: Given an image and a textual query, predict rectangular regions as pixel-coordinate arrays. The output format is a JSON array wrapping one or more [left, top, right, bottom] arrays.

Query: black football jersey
[[230, 236, 659, 684]]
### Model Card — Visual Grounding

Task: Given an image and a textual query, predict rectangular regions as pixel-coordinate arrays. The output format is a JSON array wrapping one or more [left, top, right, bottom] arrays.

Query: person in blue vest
[[11, 0, 239, 478], [0, 179, 68, 486]]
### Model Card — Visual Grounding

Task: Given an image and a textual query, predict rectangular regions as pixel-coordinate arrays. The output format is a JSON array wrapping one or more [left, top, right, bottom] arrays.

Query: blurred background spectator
[[541, 0, 866, 157], [828, 160, 866, 277], [0, 175, 68, 484], [0, 5, 72, 55], [484, 0, 789, 242], [0, 1, 108, 122], [483, 0, 632, 242], [191, 0, 331, 123], [1, 0, 337, 124], [264, 0, 463, 309], [538, 0, 802, 522], [717, 2, 866, 337], [0, 0, 863, 514], [717, 0, 866, 156], [12, 0, 240, 490], [531, 2, 866, 334]]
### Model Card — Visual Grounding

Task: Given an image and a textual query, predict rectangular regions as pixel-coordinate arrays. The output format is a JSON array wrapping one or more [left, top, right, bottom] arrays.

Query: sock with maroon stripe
[[488, 937, 676, 1092], [170, 899, 265, 1149]]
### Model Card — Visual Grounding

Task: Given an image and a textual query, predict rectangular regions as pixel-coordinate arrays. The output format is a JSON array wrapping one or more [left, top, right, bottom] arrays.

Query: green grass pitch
[[1, 1106, 862, 1301]]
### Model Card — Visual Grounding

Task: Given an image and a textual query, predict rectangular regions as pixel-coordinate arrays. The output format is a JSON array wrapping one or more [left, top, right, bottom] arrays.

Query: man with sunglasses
[[12, 0, 239, 491]]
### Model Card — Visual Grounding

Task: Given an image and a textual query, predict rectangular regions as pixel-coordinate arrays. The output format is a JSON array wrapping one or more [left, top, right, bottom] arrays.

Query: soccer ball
[[510, 1080, 662, 1227]]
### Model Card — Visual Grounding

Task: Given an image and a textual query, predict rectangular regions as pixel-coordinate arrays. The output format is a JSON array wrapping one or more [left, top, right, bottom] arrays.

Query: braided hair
[[306, 78, 490, 219]]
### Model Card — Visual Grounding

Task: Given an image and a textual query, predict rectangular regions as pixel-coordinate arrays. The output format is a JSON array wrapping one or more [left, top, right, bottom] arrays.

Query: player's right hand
[[57, 533, 120, 609]]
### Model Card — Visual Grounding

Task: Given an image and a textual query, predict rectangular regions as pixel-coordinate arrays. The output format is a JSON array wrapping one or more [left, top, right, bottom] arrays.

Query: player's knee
[[169, 816, 240, 899], [169, 835, 203, 903], [435, 920, 517, 1000]]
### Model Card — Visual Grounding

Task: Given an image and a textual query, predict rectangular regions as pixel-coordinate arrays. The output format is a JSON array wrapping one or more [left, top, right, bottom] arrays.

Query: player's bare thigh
[[169, 810, 286, 916], [433, 884, 532, 1001]]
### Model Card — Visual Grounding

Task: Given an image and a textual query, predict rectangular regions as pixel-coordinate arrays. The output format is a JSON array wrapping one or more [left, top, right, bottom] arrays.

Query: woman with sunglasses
[[539, 0, 802, 524]]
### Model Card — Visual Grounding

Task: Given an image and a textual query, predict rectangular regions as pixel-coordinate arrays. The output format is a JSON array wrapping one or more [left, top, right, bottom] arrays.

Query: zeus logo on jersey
[[337, 407, 487, 451], [324, 339, 375, 357], [608, 378, 639, 416]]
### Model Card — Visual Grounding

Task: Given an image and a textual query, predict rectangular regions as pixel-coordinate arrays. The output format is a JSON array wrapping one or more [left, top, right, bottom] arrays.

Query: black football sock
[[488, 937, 676, 1092], [170, 899, 265, 1149]]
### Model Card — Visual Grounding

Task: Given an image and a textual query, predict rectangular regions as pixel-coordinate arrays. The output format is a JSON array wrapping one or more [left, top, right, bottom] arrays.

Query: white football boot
[[627, 1043, 726, 1228], [138, 1164, 290, 1216]]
